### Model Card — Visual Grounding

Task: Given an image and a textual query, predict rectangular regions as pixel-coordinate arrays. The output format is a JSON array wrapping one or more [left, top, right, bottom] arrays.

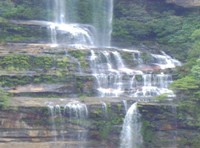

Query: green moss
[[56, 57, 69, 68], [0, 75, 32, 87], [140, 52, 154, 64], [135, 75, 143, 82], [0, 88, 10, 109], [95, 115, 122, 140], [155, 94, 168, 102], [120, 52, 135, 67], [0, 54, 78, 73], [68, 50, 89, 69], [0, 54, 31, 70], [117, 104, 122, 112], [141, 120, 156, 146], [92, 104, 123, 140], [32, 56, 54, 70], [0, 74, 65, 87]]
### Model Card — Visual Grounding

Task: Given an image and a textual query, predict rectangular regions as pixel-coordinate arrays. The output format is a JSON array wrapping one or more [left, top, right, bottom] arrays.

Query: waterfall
[[133, 73, 175, 98], [90, 50, 128, 97], [48, 105, 57, 141], [54, 0, 66, 24], [47, 104, 65, 141], [92, 0, 113, 47], [64, 101, 88, 147], [89, 50, 179, 98], [120, 102, 143, 148], [64, 101, 88, 119], [170, 105, 178, 148], [49, 0, 113, 47], [151, 52, 181, 69], [101, 102, 108, 118], [122, 100, 128, 113], [55, 105, 65, 140], [47, 101, 88, 146]]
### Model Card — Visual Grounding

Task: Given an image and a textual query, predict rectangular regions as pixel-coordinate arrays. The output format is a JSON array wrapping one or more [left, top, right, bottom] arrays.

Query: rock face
[[0, 101, 127, 148], [0, 102, 200, 148], [166, 0, 200, 7]]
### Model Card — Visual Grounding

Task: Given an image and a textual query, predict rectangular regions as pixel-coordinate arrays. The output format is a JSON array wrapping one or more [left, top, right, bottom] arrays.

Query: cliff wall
[[0, 101, 199, 148]]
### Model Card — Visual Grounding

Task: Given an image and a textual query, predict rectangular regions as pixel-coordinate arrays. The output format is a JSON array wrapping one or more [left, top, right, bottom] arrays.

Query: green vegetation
[[155, 94, 168, 101], [0, 54, 79, 72], [113, 0, 200, 61], [0, 0, 48, 20], [140, 52, 154, 64], [0, 0, 199, 63], [95, 112, 123, 140], [141, 120, 156, 147], [68, 50, 89, 68], [0, 0, 49, 42], [170, 26, 200, 127], [0, 0, 200, 145], [0, 88, 10, 109]]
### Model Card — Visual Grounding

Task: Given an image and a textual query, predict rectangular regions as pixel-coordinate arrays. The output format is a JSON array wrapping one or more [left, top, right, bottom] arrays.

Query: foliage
[[140, 52, 154, 64], [0, 88, 10, 109], [0, 0, 199, 62], [155, 94, 168, 101], [0, 54, 30, 70], [68, 50, 89, 68], [0, 23, 48, 42], [113, 0, 200, 60], [191, 29, 200, 40], [191, 59, 200, 79], [171, 26, 200, 128], [120, 51, 135, 66], [94, 105, 123, 140], [141, 120, 156, 146], [0, 54, 76, 72], [171, 76, 199, 91], [0, 0, 49, 42], [0, 0, 48, 20]]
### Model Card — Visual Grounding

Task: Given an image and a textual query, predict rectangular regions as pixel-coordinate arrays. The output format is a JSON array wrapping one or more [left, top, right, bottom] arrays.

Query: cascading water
[[47, 104, 65, 140], [133, 72, 175, 98], [120, 102, 143, 148], [48, 105, 57, 141], [46, 101, 88, 147], [92, 0, 113, 47], [122, 100, 128, 113], [133, 51, 180, 98], [64, 101, 88, 147], [54, 0, 66, 24], [89, 49, 179, 98], [64, 101, 88, 120], [151, 51, 181, 69], [170, 105, 178, 148], [101, 102, 108, 118], [90, 50, 135, 97], [55, 105, 65, 140], [49, 0, 113, 47]]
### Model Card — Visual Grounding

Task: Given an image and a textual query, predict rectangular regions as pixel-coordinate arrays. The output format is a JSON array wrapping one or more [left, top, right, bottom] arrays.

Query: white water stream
[[49, 0, 113, 47], [47, 101, 88, 147], [90, 50, 179, 98], [120, 102, 143, 148]]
